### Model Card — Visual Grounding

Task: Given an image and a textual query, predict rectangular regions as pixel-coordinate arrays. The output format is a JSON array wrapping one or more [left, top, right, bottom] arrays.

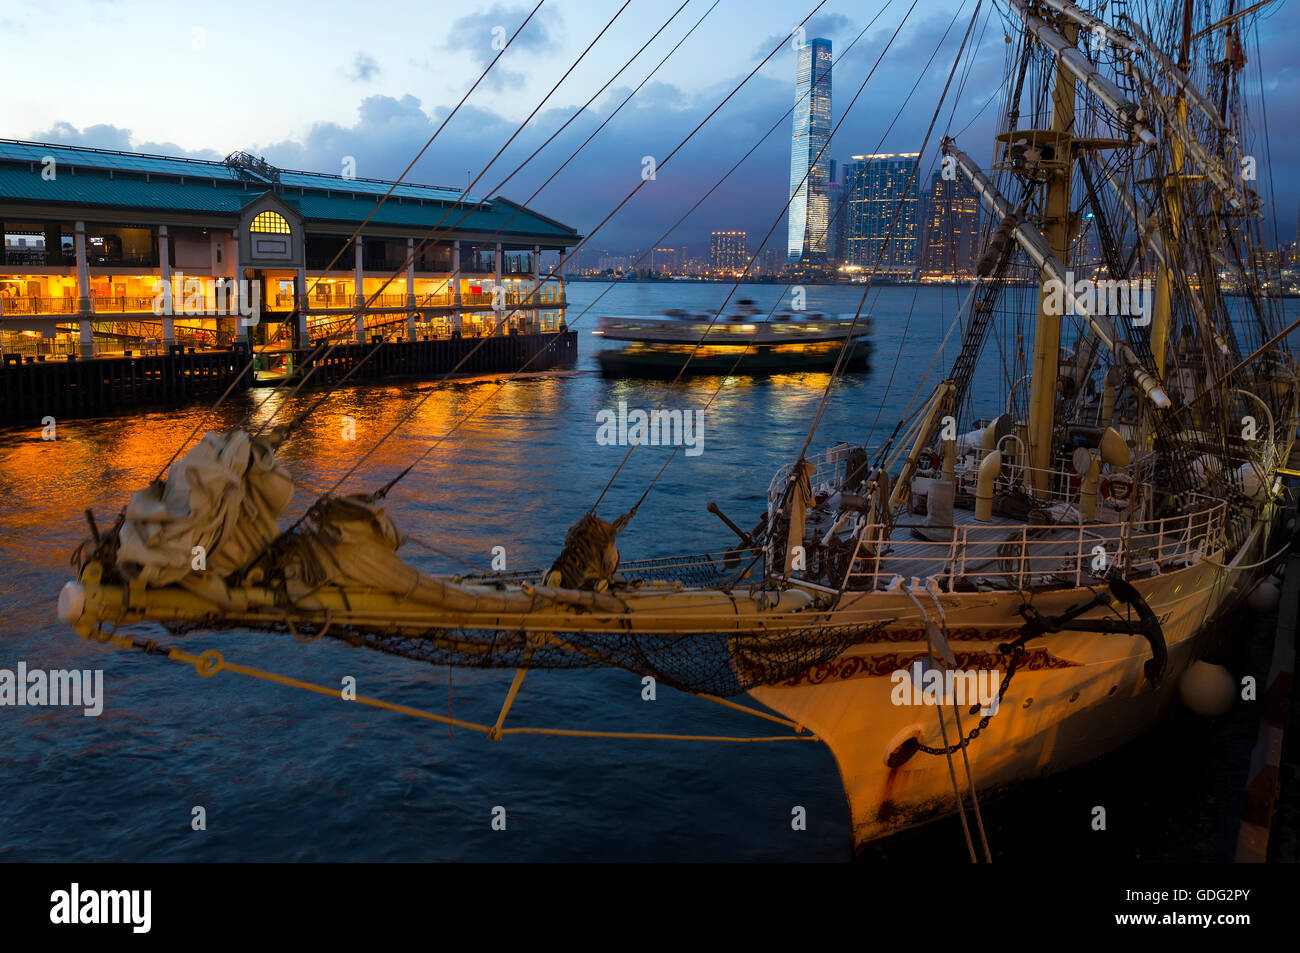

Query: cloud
[[27, 121, 133, 151], [439, 4, 562, 91], [24, 121, 224, 161], [21, 7, 1300, 260], [752, 12, 856, 62], [347, 52, 380, 82]]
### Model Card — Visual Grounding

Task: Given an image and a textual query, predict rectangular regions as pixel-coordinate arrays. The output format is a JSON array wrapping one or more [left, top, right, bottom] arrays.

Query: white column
[[75, 221, 92, 358], [353, 237, 365, 343], [559, 246, 568, 329], [237, 273, 254, 345], [295, 266, 308, 345], [451, 240, 462, 331], [406, 236, 417, 341], [158, 225, 174, 347], [532, 243, 541, 330], [494, 242, 504, 335]]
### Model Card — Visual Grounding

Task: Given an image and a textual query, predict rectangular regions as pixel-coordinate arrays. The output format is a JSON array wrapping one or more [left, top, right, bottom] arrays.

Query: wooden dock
[[0, 331, 578, 427]]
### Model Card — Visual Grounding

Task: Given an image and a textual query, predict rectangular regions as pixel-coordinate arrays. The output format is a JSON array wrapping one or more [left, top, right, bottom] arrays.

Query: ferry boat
[[592, 301, 871, 377]]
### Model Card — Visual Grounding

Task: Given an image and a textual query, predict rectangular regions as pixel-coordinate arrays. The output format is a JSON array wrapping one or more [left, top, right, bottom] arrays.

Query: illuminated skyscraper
[[920, 169, 980, 278], [787, 38, 832, 266], [711, 231, 747, 273], [843, 153, 921, 278]]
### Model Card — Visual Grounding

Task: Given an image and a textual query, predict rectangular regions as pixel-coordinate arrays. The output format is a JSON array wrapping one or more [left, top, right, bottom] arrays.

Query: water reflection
[[0, 284, 986, 861]]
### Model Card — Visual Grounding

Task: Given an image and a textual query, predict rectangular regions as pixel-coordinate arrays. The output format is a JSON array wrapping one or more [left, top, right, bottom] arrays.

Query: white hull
[[749, 506, 1278, 849]]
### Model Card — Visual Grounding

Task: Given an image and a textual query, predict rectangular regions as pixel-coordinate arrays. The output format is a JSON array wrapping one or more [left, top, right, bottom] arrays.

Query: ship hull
[[748, 503, 1280, 850], [596, 342, 871, 378]]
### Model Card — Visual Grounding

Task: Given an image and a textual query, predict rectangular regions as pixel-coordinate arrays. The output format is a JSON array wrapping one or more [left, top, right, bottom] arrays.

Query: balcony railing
[[3, 250, 59, 267], [302, 289, 568, 310], [0, 296, 78, 316], [2, 287, 567, 318], [0, 296, 254, 317]]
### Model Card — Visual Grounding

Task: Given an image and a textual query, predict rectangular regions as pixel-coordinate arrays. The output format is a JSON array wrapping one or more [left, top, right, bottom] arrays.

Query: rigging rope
[[250, 0, 638, 441], [296, 1, 548, 306], [316, 0, 833, 503], [151, 2, 547, 473], [344, 0, 695, 321], [412, 0, 898, 510], [591, 0, 918, 516], [797, 0, 985, 464]]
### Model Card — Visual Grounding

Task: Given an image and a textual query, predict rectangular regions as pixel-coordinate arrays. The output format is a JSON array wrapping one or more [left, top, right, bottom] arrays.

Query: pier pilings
[[0, 331, 578, 427]]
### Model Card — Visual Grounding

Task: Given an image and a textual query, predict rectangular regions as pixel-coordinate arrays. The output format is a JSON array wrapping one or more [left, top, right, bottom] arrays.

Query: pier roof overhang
[[0, 139, 582, 248]]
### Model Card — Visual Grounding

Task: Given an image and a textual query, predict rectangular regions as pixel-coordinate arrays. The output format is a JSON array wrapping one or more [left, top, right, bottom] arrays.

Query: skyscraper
[[649, 247, 681, 274], [843, 153, 921, 278], [920, 169, 980, 279], [827, 158, 850, 269], [711, 231, 747, 273], [787, 38, 832, 266]]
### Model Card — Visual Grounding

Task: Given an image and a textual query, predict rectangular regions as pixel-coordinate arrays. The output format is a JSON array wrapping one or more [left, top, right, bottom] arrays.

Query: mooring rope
[[905, 586, 978, 862]]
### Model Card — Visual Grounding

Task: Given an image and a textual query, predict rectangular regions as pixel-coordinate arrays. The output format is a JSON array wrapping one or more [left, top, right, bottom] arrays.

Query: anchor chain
[[916, 642, 1025, 756]]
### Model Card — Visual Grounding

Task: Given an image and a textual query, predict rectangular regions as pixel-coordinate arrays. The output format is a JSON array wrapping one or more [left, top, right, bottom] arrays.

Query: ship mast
[[1026, 13, 1077, 500], [1146, 0, 1197, 391]]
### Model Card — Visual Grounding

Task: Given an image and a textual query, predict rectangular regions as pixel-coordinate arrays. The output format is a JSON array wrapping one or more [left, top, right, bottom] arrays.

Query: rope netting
[[162, 616, 890, 697], [457, 550, 761, 590]]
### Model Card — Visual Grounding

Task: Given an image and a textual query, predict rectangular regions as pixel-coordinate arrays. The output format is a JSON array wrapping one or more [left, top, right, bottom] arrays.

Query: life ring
[[1100, 473, 1134, 506], [916, 448, 941, 473]]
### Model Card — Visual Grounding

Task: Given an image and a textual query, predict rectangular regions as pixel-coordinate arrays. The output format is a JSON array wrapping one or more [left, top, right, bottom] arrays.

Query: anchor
[[1008, 568, 1167, 688]]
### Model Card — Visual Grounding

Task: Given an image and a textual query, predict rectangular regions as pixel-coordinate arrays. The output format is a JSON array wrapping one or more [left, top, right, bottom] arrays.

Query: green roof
[[0, 138, 580, 243], [294, 192, 577, 238], [0, 165, 264, 213], [0, 139, 476, 202]]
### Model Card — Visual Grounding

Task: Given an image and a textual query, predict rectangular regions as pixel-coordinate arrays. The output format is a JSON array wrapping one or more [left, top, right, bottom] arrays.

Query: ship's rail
[[948, 446, 1155, 512], [766, 444, 885, 511], [841, 496, 1228, 592], [767, 444, 1154, 515]]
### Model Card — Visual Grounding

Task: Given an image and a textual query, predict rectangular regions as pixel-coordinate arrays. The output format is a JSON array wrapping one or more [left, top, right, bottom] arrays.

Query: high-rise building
[[827, 158, 850, 268], [711, 231, 747, 273], [843, 153, 921, 278], [787, 38, 832, 266], [919, 169, 980, 279], [1071, 212, 1102, 272], [649, 247, 681, 274], [757, 247, 784, 276]]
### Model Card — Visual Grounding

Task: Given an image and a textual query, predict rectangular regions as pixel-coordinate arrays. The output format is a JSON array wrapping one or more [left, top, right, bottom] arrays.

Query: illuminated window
[[250, 211, 291, 234]]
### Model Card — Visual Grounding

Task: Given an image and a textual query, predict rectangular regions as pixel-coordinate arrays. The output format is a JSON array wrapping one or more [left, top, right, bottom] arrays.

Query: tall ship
[[56, 0, 1300, 852]]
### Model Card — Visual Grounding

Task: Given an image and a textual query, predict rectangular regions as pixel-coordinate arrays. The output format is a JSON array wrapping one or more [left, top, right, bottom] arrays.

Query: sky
[[2, 0, 1298, 257]]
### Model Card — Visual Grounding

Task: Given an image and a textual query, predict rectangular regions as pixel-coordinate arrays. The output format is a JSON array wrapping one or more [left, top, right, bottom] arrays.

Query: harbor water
[[0, 283, 1275, 861]]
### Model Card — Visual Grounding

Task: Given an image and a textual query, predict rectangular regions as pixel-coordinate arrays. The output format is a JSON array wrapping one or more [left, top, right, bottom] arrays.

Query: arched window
[[250, 211, 291, 234]]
